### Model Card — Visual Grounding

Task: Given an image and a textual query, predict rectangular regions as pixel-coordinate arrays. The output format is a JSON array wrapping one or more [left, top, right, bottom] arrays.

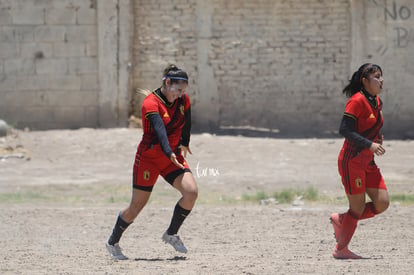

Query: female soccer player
[[331, 63, 389, 259], [106, 64, 198, 260]]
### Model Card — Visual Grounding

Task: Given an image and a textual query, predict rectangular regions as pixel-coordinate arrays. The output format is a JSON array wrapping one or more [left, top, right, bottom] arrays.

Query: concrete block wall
[[0, 0, 99, 129], [131, 0, 350, 136], [130, 0, 199, 119], [1, 0, 413, 137], [208, 0, 350, 136], [131, 0, 414, 138], [351, 0, 414, 138]]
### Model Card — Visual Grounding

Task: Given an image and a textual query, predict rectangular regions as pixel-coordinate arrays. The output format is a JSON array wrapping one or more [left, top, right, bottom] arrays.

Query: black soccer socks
[[167, 203, 191, 235], [108, 212, 131, 245]]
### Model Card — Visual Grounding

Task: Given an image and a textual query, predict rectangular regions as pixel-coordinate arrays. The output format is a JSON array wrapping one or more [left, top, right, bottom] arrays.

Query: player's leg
[[162, 166, 198, 253], [331, 152, 347, 241], [333, 193, 365, 259], [106, 155, 158, 260], [106, 188, 151, 260], [362, 164, 389, 217], [172, 171, 198, 208], [332, 152, 363, 242], [108, 188, 152, 244], [333, 152, 367, 259], [365, 188, 389, 214]]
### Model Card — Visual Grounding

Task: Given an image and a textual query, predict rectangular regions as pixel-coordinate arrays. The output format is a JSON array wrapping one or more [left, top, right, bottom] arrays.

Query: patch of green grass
[[302, 186, 319, 201], [241, 188, 414, 205], [0, 191, 49, 203], [243, 187, 329, 204], [0, 183, 132, 205], [242, 190, 268, 202], [3, 183, 414, 206], [390, 193, 414, 204], [272, 189, 297, 203]]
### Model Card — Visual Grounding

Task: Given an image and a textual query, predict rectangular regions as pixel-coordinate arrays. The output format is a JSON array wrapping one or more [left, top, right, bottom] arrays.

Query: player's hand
[[181, 146, 192, 157], [377, 134, 384, 145], [370, 142, 385, 156], [170, 153, 185, 169]]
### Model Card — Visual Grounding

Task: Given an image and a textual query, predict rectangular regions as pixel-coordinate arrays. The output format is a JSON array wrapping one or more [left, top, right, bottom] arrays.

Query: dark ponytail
[[342, 63, 382, 97], [162, 64, 189, 85]]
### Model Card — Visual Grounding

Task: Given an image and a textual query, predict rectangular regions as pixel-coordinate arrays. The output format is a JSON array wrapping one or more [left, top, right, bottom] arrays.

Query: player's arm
[[147, 113, 185, 168], [339, 113, 372, 148], [180, 98, 192, 157], [181, 106, 191, 147], [147, 113, 173, 158]]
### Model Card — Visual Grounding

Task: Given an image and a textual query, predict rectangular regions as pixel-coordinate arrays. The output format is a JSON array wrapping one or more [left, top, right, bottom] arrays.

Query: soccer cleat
[[330, 213, 342, 242], [333, 244, 362, 259], [162, 231, 187, 253], [106, 241, 128, 260]]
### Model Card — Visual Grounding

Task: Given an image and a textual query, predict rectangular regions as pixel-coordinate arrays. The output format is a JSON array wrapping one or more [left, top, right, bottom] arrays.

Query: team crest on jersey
[[180, 105, 184, 115], [355, 178, 362, 188], [369, 113, 375, 119], [163, 112, 169, 118], [143, 170, 150, 181]]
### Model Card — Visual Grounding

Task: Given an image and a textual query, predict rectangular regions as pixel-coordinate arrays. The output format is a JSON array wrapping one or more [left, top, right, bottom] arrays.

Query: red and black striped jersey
[[139, 89, 191, 152], [342, 91, 383, 153]]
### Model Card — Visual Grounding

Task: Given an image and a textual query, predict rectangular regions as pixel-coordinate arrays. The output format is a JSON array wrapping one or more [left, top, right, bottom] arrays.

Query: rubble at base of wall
[[0, 128, 31, 161], [0, 120, 9, 137], [128, 115, 142, 129]]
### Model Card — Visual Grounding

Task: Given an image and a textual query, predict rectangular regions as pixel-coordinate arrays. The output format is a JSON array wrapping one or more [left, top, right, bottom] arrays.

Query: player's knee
[[189, 188, 198, 202], [375, 199, 389, 214], [183, 186, 198, 203]]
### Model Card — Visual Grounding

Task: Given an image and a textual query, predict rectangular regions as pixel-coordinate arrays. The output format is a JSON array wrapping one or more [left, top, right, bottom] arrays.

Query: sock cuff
[[347, 209, 361, 220], [175, 203, 191, 216], [118, 211, 132, 226]]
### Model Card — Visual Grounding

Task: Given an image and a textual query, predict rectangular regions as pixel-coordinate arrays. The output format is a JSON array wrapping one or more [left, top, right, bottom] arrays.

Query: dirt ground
[[1, 128, 413, 274]]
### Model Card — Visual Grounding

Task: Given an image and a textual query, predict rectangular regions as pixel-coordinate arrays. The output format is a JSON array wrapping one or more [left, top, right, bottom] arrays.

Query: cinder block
[[80, 74, 99, 90], [65, 0, 92, 10], [4, 58, 36, 76], [53, 106, 85, 123], [85, 40, 97, 57], [68, 57, 97, 74], [0, 26, 32, 43], [34, 26, 66, 42], [12, 5, 44, 25], [16, 75, 49, 90], [53, 42, 85, 57], [20, 42, 53, 59], [0, 9, 12, 25], [0, 74, 16, 91], [36, 58, 68, 74], [47, 75, 81, 90], [0, 43, 19, 58], [45, 6, 76, 25], [65, 25, 96, 42], [84, 106, 99, 126], [14, 26, 35, 42], [0, 27, 15, 42], [13, 107, 54, 123], [77, 6, 97, 25], [47, 90, 97, 107], [5, 90, 48, 107]]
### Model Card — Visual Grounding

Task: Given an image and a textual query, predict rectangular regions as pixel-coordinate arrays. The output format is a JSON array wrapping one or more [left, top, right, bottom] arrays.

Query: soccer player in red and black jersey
[[330, 63, 389, 259], [106, 64, 198, 260]]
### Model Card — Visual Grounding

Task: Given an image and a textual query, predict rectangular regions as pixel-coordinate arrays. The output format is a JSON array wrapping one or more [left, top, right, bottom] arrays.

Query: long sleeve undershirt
[[181, 107, 191, 147], [147, 107, 191, 158], [339, 115, 372, 149], [148, 113, 173, 158]]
